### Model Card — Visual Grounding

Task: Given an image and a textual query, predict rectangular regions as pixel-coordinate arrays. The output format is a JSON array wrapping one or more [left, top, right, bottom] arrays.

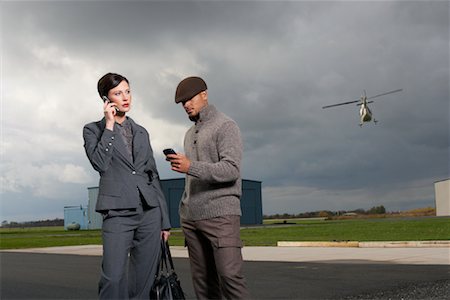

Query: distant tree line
[[264, 205, 386, 219], [1, 218, 64, 228]]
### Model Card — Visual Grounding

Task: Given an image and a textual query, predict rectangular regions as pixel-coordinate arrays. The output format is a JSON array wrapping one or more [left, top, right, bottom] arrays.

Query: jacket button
[[132, 171, 136, 175], [111, 136, 115, 140], [108, 142, 112, 146], [105, 148, 109, 152]]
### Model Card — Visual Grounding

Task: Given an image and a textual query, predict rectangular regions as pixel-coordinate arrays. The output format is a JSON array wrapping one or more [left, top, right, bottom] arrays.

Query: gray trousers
[[99, 203, 161, 300], [182, 215, 250, 300]]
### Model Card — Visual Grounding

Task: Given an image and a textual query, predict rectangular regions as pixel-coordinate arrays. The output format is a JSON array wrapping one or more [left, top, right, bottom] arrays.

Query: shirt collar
[[116, 117, 130, 127], [193, 105, 217, 123]]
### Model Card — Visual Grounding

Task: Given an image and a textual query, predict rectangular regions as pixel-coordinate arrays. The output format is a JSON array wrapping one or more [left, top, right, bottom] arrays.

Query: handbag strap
[[159, 239, 175, 274], [156, 239, 168, 277], [164, 241, 175, 271]]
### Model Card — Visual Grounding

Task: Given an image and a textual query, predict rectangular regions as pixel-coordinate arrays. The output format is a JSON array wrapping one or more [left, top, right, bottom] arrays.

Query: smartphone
[[102, 96, 120, 112], [163, 148, 177, 156]]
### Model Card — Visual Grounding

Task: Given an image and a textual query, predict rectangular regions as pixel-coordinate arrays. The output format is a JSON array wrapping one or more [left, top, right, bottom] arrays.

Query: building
[[63, 205, 88, 230], [87, 187, 103, 229], [160, 178, 263, 227], [64, 178, 263, 229], [434, 179, 450, 216]]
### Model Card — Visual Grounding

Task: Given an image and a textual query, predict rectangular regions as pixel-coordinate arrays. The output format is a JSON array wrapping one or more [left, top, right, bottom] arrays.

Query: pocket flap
[[217, 237, 243, 248]]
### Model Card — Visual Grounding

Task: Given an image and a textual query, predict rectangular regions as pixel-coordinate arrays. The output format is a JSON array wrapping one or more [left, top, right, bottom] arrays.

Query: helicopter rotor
[[367, 89, 403, 100], [357, 100, 375, 106], [322, 99, 360, 109], [322, 88, 402, 109]]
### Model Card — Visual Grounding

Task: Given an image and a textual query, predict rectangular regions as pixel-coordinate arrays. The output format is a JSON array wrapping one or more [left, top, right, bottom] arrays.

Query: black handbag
[[150, 240, 186, 300]]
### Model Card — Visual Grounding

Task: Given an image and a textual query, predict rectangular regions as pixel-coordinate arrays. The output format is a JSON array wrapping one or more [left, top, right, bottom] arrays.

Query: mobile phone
[[163, 148, 177, 156], [102, 96, 120, 112]]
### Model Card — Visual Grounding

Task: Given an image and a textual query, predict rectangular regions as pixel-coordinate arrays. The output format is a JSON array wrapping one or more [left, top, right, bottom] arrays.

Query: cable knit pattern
[[179, 105, 243, 221]]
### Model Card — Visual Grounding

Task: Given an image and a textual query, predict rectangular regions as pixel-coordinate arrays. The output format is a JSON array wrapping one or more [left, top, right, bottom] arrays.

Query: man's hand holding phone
[[163, 148, 177, 156], [163, 149, 190, 174]]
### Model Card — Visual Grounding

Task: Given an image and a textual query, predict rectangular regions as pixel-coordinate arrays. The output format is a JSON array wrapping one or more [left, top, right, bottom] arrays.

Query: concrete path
[[6, 243, 449, 265]]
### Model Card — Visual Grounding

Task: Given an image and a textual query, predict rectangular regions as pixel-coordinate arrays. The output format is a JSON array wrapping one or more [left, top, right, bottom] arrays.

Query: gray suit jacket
[[83, 117, 171, 230]]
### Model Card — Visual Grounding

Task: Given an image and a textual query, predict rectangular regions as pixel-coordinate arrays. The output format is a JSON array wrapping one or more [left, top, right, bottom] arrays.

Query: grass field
[[245, 217, 450, 246], [1, 217, 449, 249]]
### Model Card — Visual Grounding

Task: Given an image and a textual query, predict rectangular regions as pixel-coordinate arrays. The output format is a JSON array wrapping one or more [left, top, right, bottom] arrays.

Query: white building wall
[[434, 179, 450, 216]]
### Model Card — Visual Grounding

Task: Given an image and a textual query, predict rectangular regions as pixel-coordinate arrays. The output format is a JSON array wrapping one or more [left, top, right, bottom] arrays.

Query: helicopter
[[322, 89, 402, 126]]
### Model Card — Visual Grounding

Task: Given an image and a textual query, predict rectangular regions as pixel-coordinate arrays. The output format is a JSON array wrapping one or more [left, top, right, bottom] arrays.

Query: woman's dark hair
[[97, 73, 129, 99]]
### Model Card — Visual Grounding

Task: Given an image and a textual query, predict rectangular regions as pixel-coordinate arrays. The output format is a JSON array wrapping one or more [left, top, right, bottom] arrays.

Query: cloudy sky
[[1, 0, 448, 222]]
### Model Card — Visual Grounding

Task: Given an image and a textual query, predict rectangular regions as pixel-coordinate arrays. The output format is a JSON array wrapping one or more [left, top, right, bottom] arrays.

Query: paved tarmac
[[1, 244, 449, 299]]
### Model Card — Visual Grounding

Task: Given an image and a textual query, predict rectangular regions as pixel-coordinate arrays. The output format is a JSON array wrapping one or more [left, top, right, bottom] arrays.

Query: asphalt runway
[[1, 252, 449, 299]]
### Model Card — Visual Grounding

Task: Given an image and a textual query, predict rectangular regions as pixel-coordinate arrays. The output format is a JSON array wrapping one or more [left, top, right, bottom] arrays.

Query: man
[[166, 76, 250, 299], [83, 73, 170, 299]]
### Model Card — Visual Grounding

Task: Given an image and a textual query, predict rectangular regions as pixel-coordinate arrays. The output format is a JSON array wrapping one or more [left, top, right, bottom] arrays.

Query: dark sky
[[1, 0, 448, 221]]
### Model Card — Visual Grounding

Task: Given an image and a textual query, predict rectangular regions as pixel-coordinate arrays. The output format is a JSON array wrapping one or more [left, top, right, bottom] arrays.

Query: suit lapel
[[129, 118, 145, 164]]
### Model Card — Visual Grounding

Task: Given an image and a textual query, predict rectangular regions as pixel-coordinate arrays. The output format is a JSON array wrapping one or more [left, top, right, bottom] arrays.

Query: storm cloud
[[1, 1, 448, 221]]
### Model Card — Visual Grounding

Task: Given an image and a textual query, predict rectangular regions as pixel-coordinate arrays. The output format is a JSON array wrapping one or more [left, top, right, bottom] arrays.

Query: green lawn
[[0, 227, 102, 249], [0, 227, 185, 249], [1, 217, 449, 249], [242, 217, 450, 246]]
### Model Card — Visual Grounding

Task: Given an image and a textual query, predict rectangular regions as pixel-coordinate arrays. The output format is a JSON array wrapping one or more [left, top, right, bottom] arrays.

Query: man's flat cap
[[175, 76, 207, 103]]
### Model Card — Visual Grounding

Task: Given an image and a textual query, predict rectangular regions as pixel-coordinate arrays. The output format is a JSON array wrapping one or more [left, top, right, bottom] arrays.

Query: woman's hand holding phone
[[102, 96, 117, 130]]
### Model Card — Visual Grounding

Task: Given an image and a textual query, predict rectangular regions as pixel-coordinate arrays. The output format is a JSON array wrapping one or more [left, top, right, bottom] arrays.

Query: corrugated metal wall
[[84, 178, 263, 229], [87, 187, 103, 229], [63, 206, 88, 230], [240, 179, 263, 225], [160, 178, 263, 227], [160, 179, 186, 228]]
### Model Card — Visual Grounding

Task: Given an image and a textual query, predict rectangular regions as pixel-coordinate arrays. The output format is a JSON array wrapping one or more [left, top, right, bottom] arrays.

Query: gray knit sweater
[[179, 105, 243, 221]]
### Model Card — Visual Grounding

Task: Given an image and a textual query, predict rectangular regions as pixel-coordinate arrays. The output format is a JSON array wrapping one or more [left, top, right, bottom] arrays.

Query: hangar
[[160, 178, 263, 227], [69, 178, 262, 230]]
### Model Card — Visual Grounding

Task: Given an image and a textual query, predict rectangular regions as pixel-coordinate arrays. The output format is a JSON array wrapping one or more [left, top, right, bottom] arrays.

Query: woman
[[83, 73, 171, 299]]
